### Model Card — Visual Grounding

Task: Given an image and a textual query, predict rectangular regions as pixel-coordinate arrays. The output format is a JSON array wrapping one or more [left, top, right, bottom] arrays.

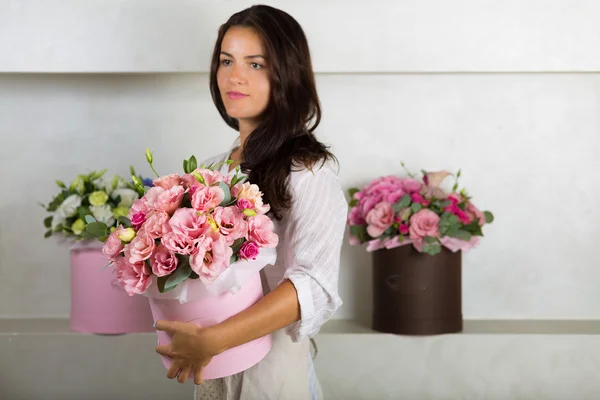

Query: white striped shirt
[[202, 137, 347, 342]]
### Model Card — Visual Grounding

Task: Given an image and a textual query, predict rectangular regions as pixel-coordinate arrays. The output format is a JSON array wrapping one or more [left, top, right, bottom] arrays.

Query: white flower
[[52, 207, 67, 229], [111, 188, 139, 208], [90, 204, 115, 227], [94, 175, 126, 196], [59, 194, 82, 218]]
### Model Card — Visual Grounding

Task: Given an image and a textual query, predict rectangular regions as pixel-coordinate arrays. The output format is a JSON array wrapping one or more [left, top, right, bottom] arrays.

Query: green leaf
[[462, 221, 483, 236], [79, 230, 96, 239], [230, 254, 239, 265], [382, 226, 395, 237], [411, 203, 422, 213], [98, 235, 109, 243], [44, 230, 52, 238], [188, 156, 198, 172], [218, 181, 232, 206], [180, 192, 192, 208], [438, 200, 452, 208], [347, 188, 360, 198], [157, 275, 169, 293], [422, 237, 441, 255], [84, 221, 109, 237], [230, 175, 241, 187], [231, 238, 245, 255], [44, 216, 53, 229], [484, 211, 494, 224], [349, 199, 358, 207], [164, 261, 192, 291], [79, 207, 92, 220], [55, 180, 66, 188], [189, 271, 199, 280], [452, 230, 472, 241], [90, 169, 107, 181], [393, 194, 411, 212], [117, 216, 132, 228], [47, 195, 65, 212], [183, 159, 189, 174], [84, 214, 96, 224], [350, 224, 370, 243], [424, 236, 438, 244]]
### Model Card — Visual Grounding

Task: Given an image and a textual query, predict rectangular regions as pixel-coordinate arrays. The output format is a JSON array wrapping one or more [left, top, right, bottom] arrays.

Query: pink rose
[[144, 186, 185, 215], [213, 206, 248, 246], [189, 236, 212, 275], [237, 198, 253, 211], [191, 186, 225, 213], [239, 241, 259, 260], [465, 202, 486, 226], [444, 195, 470, 224], [402, 179, 422, 193], [131, 211, 146, 230], [161, 230, 197, 255], [410, 193, 430, 206], [247, 214, 279, 248], [114, 256, 152, 296], [153, 174, 182, 190], [190, 236, 233, 283], [197, 169, 227, 186], [102, 231, 124, 260], [360, 192, 384, 217], [365, 202, 394, 238], [169, 208, 209, 240], [180, 173, 198, 189], [385, 188, 406, 204], [124, 229, 156, 264], [409, 209, 440, 239], [399, 223, 409, 235], [149, 244, 178, 277], [347, 206, 365, 226], [364, 176, 404, 193], [128, 198, 148, 219], [142, 210, 170, 239]]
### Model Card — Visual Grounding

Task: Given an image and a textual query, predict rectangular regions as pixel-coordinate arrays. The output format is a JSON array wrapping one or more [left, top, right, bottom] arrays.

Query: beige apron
[[194, 271, 321, 400]]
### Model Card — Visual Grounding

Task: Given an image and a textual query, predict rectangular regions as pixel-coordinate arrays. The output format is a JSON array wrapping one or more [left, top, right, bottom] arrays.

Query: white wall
[[1, 0, 599, 326]]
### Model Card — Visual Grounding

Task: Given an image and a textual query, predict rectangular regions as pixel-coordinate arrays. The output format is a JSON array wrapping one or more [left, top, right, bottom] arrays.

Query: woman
[[154, 5, 347, 399]]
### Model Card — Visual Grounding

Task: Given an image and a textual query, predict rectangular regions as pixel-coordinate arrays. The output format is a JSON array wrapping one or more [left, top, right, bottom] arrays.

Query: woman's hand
[[154, 320, 224, 385]]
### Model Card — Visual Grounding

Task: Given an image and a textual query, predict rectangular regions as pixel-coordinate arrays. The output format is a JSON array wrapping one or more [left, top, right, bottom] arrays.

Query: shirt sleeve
[[282, 163, 348, 341]]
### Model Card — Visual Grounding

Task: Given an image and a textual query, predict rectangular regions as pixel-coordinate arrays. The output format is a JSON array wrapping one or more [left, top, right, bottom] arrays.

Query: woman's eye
[[250, 62, 263, 69], [220, 59, 232, 66]]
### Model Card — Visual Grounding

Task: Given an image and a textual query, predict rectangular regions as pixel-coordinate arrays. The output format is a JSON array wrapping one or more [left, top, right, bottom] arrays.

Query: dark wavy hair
[[209, 5, 337, 220]]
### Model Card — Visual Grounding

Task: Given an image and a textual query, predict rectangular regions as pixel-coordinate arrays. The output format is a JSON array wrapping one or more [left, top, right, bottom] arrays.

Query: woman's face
[[217, 27, 271, 124]]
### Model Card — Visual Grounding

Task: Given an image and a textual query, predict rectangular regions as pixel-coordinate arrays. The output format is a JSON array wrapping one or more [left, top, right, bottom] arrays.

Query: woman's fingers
[[178, 367, 192, 384], [194, 366, 204, 385], [166, 360, 182, 380]]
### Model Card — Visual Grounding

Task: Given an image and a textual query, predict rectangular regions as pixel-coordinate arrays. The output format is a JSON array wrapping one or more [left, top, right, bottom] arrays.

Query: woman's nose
[[228, 64, 246, 85]]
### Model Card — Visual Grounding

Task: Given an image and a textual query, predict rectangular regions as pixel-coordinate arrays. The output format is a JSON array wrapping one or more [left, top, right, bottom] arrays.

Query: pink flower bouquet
[[84, 148, 278, 298], [83, 149, 278, 379], [347, 165, 494, 256]]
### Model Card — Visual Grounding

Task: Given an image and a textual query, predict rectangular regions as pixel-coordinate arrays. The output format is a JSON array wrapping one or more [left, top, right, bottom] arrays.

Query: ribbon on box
[[366, 235, 480, 253], [144, 247, 277, 304]]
